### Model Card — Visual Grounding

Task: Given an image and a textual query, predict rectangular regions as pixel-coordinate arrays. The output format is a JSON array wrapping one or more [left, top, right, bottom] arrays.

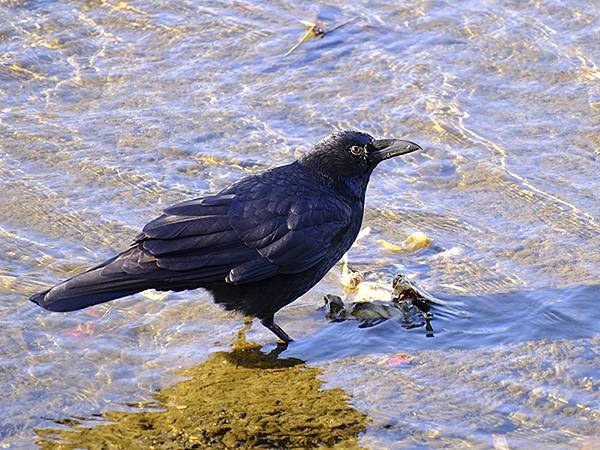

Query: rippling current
[[1, 0, 598, 448]]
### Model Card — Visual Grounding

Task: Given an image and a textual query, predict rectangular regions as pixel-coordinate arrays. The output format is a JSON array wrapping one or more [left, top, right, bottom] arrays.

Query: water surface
[[1, 0, 598, 448]]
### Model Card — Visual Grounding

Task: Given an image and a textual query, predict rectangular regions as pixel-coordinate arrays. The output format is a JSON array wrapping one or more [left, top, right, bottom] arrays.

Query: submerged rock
[[392, 273, 440, 313], [323, 294, 404, 328]]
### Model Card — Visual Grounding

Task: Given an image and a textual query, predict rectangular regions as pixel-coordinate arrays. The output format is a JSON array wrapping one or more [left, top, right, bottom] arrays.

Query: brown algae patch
[[35, 332, 368, 449]]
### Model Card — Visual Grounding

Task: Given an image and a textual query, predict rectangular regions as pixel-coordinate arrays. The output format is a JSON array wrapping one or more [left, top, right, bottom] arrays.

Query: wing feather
[[131, 167, 354, 286], [134, 193, 254, 279], [227, 170, 353, 284]]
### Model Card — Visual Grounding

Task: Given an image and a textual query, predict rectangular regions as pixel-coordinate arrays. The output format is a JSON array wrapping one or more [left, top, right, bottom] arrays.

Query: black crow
[[30, 130, 421, 342]]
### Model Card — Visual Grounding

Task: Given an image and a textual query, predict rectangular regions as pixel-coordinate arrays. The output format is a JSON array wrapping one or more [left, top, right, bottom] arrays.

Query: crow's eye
[[350, 145, 365, 156]]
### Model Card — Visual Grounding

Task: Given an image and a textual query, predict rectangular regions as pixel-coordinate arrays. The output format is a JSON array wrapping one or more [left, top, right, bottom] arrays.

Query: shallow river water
[[1, 0, 599, 448]]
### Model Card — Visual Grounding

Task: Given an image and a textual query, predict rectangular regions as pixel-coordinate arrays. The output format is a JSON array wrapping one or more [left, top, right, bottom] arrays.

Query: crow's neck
[[338, 175, 370, 203], [298, 161, 370, 203]]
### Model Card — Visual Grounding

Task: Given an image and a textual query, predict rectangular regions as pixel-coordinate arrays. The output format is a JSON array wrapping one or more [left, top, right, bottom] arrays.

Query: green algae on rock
[[35, 329, 368, 449]]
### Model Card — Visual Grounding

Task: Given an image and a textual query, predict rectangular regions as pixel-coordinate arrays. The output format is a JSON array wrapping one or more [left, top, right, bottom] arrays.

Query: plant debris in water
[[35, 327, 368, 449], [326, 265, 441, 336], [284, 17, 359, 56], [377, 231, 433, 254]]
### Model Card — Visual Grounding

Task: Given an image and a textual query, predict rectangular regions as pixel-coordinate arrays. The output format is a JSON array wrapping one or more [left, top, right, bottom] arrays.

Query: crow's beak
[[370, 138, 422, 163]]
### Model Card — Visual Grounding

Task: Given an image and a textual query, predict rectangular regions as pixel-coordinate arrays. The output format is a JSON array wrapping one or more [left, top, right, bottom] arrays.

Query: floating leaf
[[378, 231, 432, 253]]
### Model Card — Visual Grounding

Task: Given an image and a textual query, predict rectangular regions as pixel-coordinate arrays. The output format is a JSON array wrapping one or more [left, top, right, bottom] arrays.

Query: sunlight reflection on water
[[0, 0, 598, 448]]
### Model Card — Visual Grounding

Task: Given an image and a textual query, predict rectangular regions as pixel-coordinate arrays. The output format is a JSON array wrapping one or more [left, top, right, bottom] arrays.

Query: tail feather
[[30, 288, 144, 312], [29, 247, 154, 312]]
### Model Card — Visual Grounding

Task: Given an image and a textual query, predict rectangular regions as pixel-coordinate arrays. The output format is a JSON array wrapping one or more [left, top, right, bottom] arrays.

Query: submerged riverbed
[[1, 0, 599, 448]]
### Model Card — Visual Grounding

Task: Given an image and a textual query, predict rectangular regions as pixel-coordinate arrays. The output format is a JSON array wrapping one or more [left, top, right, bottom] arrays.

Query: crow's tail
[[29, 247, 155, 312]]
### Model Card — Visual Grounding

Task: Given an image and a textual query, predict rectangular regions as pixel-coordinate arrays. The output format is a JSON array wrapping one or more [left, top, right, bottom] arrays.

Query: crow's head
[[300, 129, 421, 180]]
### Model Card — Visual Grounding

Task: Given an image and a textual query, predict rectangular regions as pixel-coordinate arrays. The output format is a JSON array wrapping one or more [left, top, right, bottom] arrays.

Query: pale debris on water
[[284, 20, 326, 57], [341, 261, 364, 293], [284, 17, 360, 56], [340, 226, 394, 302], [377, 231, 432, 253], [432, 246, 463, 259], [340, 226, 371, 292], [351, 280, 392, 303], [140, 289, 170, 301]]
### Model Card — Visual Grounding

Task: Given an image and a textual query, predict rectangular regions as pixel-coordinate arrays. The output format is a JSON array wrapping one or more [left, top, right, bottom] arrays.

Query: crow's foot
[[261, 315, 294, 343]]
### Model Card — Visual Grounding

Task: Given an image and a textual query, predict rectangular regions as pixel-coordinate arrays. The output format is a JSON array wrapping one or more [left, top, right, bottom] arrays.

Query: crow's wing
[[226, 174, 353, 284], [135, 169, 353, 285], [136, 193, 257, 281]]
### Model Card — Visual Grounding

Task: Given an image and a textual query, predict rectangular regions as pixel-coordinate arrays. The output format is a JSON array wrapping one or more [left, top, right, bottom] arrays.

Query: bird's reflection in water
[[35, 322, 368, 449]]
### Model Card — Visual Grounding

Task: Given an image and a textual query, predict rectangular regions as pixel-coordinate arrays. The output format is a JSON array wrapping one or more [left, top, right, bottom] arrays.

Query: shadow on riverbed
[[32, 285, 599, 448], [34, 322, 368, 449]]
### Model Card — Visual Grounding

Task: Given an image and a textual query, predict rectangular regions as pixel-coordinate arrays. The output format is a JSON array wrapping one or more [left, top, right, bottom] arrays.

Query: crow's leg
[[261, 314, 294, 343]]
